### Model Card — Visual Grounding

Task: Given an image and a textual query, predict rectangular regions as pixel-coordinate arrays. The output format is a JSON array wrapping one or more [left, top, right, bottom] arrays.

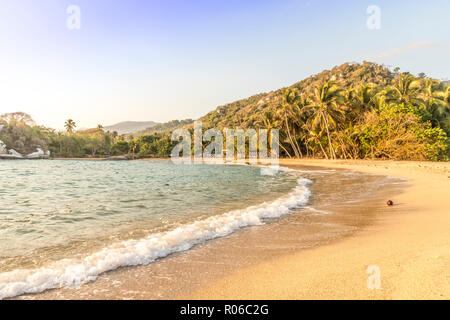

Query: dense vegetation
[[0, 114, 175, 158], [1, 62, 448, 161], [200, 62, 449, 161]]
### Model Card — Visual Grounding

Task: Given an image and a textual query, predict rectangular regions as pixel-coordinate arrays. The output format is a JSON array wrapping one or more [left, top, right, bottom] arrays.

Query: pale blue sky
[[0, 0, 449, 129]]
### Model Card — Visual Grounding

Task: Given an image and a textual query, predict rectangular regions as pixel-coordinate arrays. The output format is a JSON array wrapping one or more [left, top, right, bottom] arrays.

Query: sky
[[0, 0, 449, 130]]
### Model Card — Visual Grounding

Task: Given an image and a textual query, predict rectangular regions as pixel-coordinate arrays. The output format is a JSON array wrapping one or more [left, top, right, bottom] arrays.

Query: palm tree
[[384, 74, 425, 108], [64, 119, 76, 135], [261, 110, 293, 158], [129, 140, 137, 160], [305, 128, 328, 159], [349, 83, 376, 113], [112, 131, 118, 143], [303, 80, 345, 159], [419, 78, 448, 127], [281, 89, 303, 158]]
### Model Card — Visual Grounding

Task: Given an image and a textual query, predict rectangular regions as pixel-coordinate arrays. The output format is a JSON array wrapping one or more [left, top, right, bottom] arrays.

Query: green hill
[[199, 62, 396, 130], [195, 61, 449, 160]]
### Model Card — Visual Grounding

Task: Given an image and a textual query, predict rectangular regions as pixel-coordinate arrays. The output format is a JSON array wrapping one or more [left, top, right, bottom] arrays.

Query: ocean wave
[[0, 175, 312, 299]]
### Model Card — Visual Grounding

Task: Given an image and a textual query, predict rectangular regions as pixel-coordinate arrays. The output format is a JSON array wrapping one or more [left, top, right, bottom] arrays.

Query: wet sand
[[15, 161, 406, 299], [187, 160, 450, 300]]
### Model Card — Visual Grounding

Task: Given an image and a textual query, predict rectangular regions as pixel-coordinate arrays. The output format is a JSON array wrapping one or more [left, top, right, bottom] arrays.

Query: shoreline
[[185, 159, 450, 300], [12, 159, 407, 300]]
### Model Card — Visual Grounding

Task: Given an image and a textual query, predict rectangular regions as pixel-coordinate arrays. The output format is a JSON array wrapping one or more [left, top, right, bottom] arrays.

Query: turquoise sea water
[[0, 160, 309, 298]]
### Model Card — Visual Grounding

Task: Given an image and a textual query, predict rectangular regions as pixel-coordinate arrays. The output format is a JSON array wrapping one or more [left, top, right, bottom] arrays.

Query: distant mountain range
[[103, 121, 159, 134], [133, 119, 194, 137]]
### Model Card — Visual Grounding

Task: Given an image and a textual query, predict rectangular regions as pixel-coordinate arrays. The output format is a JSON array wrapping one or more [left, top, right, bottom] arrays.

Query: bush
[[111, 141, 129, 155]]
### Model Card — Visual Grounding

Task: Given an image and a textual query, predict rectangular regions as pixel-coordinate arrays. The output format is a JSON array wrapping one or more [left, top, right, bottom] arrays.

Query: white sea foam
[[303, 206, 332, 215], [0, 176, 312, 299]]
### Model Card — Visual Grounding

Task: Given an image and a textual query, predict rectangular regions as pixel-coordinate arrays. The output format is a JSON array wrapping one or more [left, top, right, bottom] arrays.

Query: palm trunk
[[317, 138, 329, 159], [284, 113, 301, 158], [322, 113, 336, 159], [292, 127, 303, 158], [279, 142, 293, 158], [305, 140, 310, 157]]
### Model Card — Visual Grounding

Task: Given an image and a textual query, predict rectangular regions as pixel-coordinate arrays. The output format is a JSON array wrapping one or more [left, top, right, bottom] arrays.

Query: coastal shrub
[[111, 141, 130, 155], [355, 103, 448, 160]]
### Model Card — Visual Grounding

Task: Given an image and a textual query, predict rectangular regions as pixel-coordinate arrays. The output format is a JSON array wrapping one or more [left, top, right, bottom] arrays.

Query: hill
[[199, 62, 396, 130], [103, 121, 159, 134], [193, 61, 448, 161], [133, 119, 194, 137]]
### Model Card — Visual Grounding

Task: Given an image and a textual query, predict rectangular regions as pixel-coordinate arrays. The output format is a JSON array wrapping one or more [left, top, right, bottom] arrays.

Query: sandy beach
[[9, 159, 449, 300], [185, 159, 450, 300]]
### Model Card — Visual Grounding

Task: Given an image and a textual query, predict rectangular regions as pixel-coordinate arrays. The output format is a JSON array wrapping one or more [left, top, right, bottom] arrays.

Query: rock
[[8, 149, 23, 157], [26, 148, 45, 159], [0, 140, 7, 155], [0, 149, 24, 159]]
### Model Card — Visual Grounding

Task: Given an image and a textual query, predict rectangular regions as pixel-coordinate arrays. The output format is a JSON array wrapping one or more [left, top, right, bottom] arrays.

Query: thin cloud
[[362, 41, 450, 61]]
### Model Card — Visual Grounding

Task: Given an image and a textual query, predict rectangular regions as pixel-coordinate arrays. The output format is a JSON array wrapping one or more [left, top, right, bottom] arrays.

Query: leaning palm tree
[[281, 88, 303, 158], [64, 119, 76, 135], [303, 80, 345, 159], [304, 125, 328, 159], [260, 110, 293, 158]]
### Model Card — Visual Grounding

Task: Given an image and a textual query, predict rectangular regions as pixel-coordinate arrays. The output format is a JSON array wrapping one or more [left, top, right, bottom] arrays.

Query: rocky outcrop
[[26, 148, 45, 159], [0, 145, 50, 160], [0, 149, 24, 159]]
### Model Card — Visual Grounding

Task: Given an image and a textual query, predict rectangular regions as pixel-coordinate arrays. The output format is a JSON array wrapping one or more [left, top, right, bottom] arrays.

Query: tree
[[281, 89, 303, 158], [129, 140, 137, 160], [64, 119, 76, 135], [111, 140, 129, 155], [348, 83, 376, 114], [384, 74, 425, 108], [111, 131, 118, 143], [419, 78, 448, 128], [1, 112, 36, 126], [303, 80, 345, 159]]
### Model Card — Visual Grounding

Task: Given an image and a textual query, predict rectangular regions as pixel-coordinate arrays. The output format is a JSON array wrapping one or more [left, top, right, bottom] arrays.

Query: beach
[[9, 159, 447, 300], [185, 159, 450, 300]]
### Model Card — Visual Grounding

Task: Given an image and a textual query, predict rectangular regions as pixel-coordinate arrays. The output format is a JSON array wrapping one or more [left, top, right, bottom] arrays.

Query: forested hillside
[[199, 62, 449, 160]]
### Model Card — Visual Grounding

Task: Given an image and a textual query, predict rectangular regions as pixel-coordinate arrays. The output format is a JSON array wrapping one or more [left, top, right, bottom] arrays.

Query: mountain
[[103, 121, 159, 134], [133, 119, 194, 137]]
